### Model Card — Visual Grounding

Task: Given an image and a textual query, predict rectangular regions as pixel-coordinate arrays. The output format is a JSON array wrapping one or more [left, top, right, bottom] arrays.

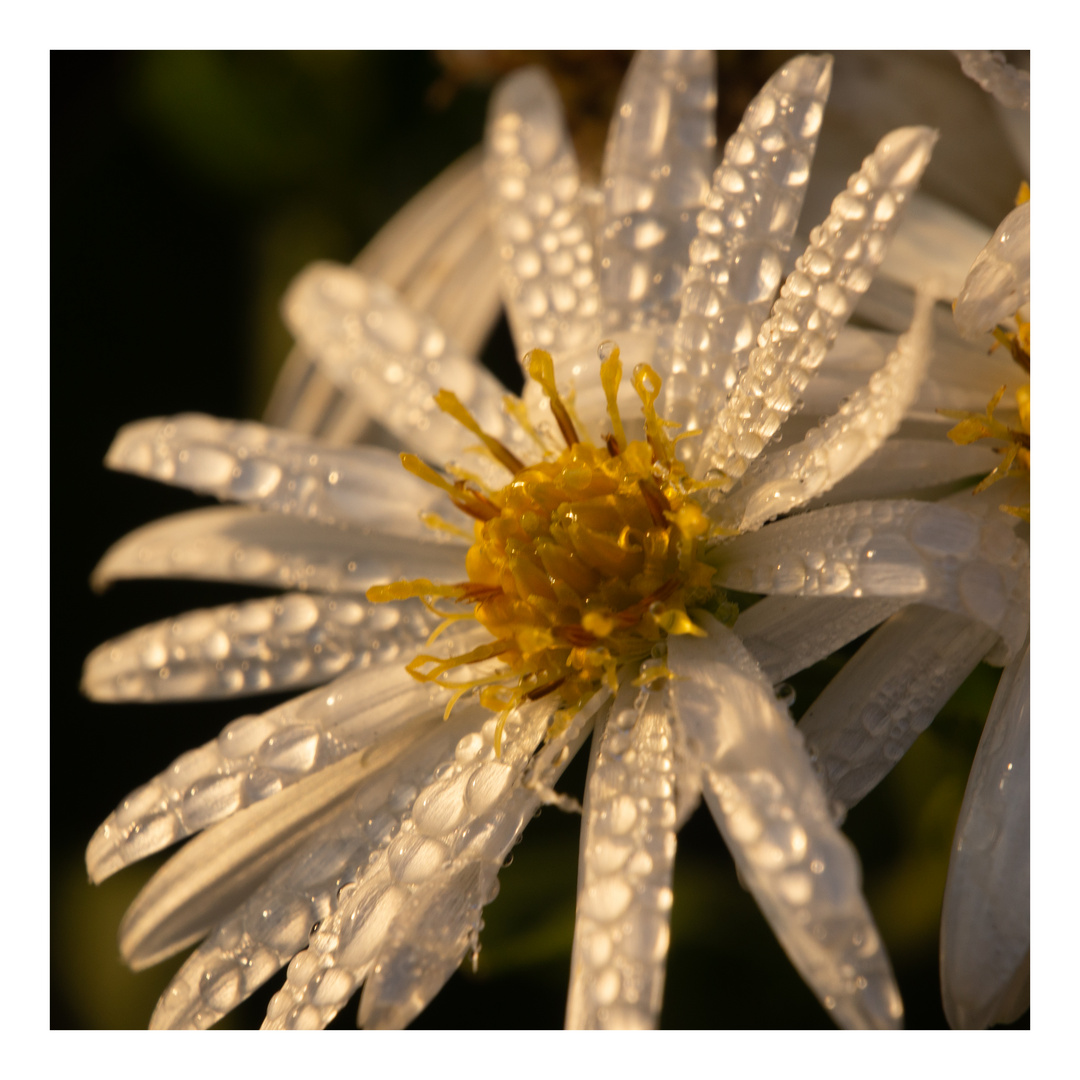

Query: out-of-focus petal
[[82, 594, 435, 703], [711, 500, 1028, 659], [485, 67, 600, 361], [954, 51, 1030, 111], [941, 635, 1030, 1029], [667, 53, 832, 435], [667, 615, 902, 1029], [90, 506, 468, 595], [798, 605, 998, 808], [953, 201, 1030, 341], [566, 679, 676, 1029], [698, 126, 937, 487]]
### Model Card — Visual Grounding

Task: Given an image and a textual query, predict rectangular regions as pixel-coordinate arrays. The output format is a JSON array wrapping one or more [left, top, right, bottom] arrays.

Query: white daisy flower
[[83, 51, 1029, 1030]]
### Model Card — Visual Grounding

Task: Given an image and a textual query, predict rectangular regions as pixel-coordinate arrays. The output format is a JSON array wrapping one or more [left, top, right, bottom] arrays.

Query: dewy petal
[[954, 51, 1030, 110], [599, 51, 716, 336], [731, 285, 936, 532], [710, 500, 1028, 659], [150, 707, 480, 1028], [82, 593, 435, 703], [87, 624, 486, 883], [281, 262, 532, 479], [941, 635, 1030, 1030], [667, 615, 902, 1029], [264, 697, 599, 1029], [735, 595, 903, 684], [90, 506, 468, 595], [105, 414, 465, 536], [484, 67, 601, 360], [358, 695, 599, 1030], [953, 201, 1030, 341], [667, 53, 832, 433], [798, 605, 999, 809], [565, 678, 676, 1030], [697, 126, 938, 487]]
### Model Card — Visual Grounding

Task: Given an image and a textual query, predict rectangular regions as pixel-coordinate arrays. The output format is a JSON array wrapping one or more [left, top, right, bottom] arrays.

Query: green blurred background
[[51, 50, 1027, 1029]]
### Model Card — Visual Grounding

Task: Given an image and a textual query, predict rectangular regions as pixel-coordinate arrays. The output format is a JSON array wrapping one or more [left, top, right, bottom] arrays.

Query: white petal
[[941, 636, 1029, 1029], [697, 126, 937, 487], [666, 54, 832, 434], [87, 623, 487, 881], [735, 595, 902, 684], [82, 593, 436, 703], [710, 500, 1028, 659], [566, 678, 677, 1030], [484, 67, 600, 360], [600, 51, 717, 335], [954, 51, 1030, 110], [732, 285, 936, 531], [798, 605, 998, 808], [668, 615, 903, 1029], [953, 201, 1030, 340], [90, 506, 468, 595], [282, 261, 532, 482], [105, 414, 465, 535], [150, 709, 477, 1028]]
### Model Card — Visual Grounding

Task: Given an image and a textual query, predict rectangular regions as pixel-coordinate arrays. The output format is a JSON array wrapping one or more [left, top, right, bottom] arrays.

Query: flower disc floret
[[369, 343, 725, 743]]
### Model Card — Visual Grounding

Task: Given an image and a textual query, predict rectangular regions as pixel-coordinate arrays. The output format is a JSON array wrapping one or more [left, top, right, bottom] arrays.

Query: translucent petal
[[82, 593, 436, 703], [954, 51, 1030, 110], [710, 500, 1028, 659], [735, 595, 902, 684], [666, 54, 832, 434], [87, 623, 487, 882], [667, 615, 903, 1029], [90, 506, 468, 595], [281, 262, 532, 480], [798, 605, 998, 809], [484, 67, 600, 359], [697, 126, 938, 486], [953, 201, 1030, 341], [566, 679, 676, 1029], [600, 51, 717, 335], [731, 285, 936, 531], [941, 636, 1029, 1029], [150, 708, 478, 1028], [105, 414, 463, 535]]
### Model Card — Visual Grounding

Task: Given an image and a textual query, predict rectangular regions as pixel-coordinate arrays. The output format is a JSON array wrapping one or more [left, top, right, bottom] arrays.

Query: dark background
[[51, 51, 1027, 1029]]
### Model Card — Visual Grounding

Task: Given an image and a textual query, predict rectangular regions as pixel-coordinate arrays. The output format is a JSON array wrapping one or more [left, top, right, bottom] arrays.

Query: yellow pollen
[[368, 343, 726, 742]]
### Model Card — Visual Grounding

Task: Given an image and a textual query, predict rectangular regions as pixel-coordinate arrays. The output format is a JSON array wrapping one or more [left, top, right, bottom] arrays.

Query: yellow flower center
[[368, 343, 727, 748]]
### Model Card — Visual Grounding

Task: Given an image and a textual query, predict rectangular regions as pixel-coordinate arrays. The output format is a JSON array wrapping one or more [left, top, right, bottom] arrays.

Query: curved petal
[[710, 500, 1029, 659], [104, 414, 465, 534], [484, 67, 600, 360], [798, 605, 998, 809], [82, 593, 435, 703], [667, 53, 832, 434], [599, 51, 717, 336], [87, 623, 487, 882], [565, 678, 676, 1029], [731, 285, 936, 531], [697, 126, 938, 487], [954, 51, 1030, 110], [667, 615, 902, 1028], [941, 636, 1030, 1029], [90, 506, 468, 595]]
